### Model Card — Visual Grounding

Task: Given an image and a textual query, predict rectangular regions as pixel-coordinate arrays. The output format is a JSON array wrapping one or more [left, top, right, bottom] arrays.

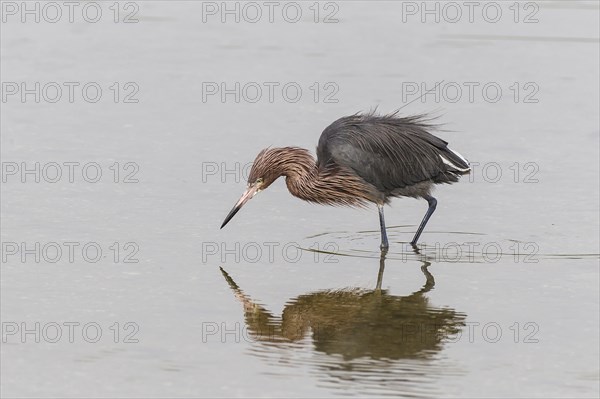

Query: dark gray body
[[316, 112, 470, 204]]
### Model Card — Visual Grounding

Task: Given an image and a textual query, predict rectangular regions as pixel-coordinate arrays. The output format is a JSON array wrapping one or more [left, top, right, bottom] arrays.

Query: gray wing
[[316, 113, 470, 194]]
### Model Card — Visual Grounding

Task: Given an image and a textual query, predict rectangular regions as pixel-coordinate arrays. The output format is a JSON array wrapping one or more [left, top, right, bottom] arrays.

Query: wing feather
[[316, 112, 470, 194]]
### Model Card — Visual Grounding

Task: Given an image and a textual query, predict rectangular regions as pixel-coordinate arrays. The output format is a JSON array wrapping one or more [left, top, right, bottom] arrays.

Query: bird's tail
[[440, 147, 471, 174]]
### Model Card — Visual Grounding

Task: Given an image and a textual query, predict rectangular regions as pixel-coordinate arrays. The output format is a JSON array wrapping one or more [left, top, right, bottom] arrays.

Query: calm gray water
[[1, 1, 599, 397]]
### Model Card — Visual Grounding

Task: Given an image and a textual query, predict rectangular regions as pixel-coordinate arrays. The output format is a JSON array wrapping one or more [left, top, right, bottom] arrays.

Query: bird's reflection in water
[[220, 248, 467, 396]]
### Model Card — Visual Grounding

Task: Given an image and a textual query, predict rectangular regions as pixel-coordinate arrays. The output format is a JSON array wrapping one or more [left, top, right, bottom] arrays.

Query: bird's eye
[[256, 178, 264, 184]]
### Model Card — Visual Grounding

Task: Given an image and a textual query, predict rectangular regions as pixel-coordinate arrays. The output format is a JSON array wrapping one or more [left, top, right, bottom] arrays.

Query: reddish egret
[[220, 111, 470, 249]]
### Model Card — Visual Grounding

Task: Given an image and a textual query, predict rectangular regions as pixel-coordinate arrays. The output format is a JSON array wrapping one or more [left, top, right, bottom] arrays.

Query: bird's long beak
[[220, 183, 260, 229]]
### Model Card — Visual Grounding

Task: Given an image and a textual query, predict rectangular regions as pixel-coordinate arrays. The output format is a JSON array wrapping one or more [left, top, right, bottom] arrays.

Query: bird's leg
[[411, 195, 437, 245], [375, 248, 387, 291], [378, 204, 389, 250]]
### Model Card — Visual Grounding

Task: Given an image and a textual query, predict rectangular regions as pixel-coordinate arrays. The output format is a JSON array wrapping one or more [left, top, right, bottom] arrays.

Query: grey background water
[[1, 1, 599, 397]]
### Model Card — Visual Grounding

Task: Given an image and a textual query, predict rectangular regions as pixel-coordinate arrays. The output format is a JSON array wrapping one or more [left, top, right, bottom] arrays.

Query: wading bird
[[220, 111, 470, 249]]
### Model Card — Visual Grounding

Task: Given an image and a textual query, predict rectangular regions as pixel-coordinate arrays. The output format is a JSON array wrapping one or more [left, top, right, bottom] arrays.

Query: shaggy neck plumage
[[272, 148, 373, 207]]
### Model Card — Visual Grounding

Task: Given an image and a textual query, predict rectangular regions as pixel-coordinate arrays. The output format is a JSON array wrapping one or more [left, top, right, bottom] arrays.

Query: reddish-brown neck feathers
[[249, 147, 378, 207]]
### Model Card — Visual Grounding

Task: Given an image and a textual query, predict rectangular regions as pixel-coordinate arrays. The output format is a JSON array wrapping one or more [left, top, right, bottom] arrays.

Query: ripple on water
[[298, 228, 600, 263]]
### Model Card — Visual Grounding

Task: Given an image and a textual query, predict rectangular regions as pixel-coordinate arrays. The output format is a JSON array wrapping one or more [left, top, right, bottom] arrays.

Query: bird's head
[[220, 148, 283, 229]]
